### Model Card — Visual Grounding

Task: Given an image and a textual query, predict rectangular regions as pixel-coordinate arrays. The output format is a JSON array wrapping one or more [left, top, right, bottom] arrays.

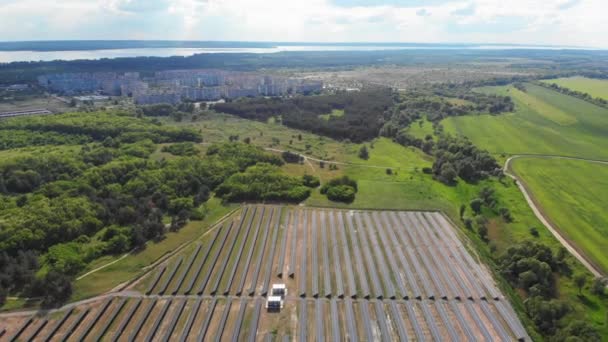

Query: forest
[[0, 111, 306, 307], [213, 88, 394, 143]]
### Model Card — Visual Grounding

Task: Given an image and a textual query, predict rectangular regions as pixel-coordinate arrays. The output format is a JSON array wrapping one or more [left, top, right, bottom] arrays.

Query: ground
[[174, 110, 608, 338], [510, 157, 608, 274], [0, 206, 529, 341], [540, 76, 608, 100], [71, 197, 237, 301], [442, 83, 608, 159]]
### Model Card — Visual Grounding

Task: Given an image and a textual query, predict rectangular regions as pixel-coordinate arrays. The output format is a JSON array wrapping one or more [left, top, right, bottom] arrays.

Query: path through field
[[505, 154, 608, 278]]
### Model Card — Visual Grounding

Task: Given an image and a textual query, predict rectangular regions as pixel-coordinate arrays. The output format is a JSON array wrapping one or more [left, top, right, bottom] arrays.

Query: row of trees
[[536, 81, 608, 108], [212, 88, 394, 143]]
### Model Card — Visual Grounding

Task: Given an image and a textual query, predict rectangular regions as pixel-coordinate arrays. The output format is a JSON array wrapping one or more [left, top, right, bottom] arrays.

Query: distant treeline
[[3, 49, 608, 84], [213, 88, 394, 143]]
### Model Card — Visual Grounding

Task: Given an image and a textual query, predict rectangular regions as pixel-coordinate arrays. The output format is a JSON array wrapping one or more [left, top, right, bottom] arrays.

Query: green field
[[443, 83, 608, 159], [405, 117, 435, 139], [510, 157, 608, 273], [541, 76, 608, 100], [318, 109, 345, 121]]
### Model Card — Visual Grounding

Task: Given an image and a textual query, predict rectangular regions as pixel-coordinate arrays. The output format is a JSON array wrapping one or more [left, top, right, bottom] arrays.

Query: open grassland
[[541, 76, 608, 100], [442, 83, 608, 159], [510, 157, 608, 274], [166, 112, 348, 162]]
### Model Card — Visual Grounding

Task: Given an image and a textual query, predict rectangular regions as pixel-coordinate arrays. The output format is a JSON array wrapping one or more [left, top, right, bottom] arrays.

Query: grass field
[[541, 76, 608, 100], [318, 109, 344, 121], [510, 157, 608, 273], [405, 117, 435, 139], [443, 83, 608, 159]]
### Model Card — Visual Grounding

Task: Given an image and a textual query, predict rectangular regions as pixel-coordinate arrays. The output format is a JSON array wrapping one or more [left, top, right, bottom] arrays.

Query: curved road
[[504, 154, 608, 279]]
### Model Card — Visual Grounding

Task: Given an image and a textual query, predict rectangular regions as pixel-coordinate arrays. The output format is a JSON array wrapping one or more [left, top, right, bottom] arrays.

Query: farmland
[[0, 206, 528, 341], [509, 157, 608, 274], [540, 76, 608, 100], [442, 83, 608, 159]]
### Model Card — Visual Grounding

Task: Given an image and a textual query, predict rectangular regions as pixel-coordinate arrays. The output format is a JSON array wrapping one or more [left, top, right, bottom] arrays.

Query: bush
[[591, 278, 606, 296], [358, 145, 369, 160], [215, 163, 311, 203], [320, 176, 358, 194], [326, 185, 356, 203], [140, 103, 175, 117], [161, 142, 198, 156], [282, 151, 303, 164], [302, 174, 320, 188], [321, 176, 358, 203], [470, 198, 483, 214], [529, 227, 539, 237]]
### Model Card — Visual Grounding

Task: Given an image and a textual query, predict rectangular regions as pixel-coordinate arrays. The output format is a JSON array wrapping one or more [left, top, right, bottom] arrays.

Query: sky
[[0, 0, 606, 48]]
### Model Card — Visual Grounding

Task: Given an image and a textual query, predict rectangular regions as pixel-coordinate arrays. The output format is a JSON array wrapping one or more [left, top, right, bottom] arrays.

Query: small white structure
[[266, 296, 284, 310], [271, 284, 287, 298]]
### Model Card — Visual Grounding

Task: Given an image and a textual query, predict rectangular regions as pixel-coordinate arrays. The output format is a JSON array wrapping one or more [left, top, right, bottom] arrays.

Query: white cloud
[[0, 0, 606, 48]]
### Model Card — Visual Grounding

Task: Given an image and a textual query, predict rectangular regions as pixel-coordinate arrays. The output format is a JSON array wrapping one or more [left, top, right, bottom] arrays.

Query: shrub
[[282, 151, 303, 164], [358, 145, 369, 160], [302, 174, 320, 188], [326, 185, 356, 203]]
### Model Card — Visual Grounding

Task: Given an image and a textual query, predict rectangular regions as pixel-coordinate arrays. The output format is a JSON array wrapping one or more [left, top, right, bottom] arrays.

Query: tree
[[591, 278, 605, 296], [470, 198, 483, 214], [39, 271, 73, 308], [386, 168, 393, 175], [574, 273, 588, 295], [438, 162, 457, 184], [529, 227, 539, 237], [358, 145, 369, 160], [478, 225, 488, 241], [499, 207, 512, 222], [459, 204, 466, 219]]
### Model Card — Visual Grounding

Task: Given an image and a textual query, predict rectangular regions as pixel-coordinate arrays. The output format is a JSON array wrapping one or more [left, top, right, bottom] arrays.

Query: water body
[[0, 44, 590, 63]]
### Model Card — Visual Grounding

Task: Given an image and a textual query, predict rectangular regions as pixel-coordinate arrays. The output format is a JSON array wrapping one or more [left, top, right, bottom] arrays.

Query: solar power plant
[[0, 206, 530, 341]]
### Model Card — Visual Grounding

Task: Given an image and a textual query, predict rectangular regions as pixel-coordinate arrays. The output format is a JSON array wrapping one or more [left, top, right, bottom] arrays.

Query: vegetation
[[320, 176, 358, 203], [540, 76, 608, 102], [212, 88, 394, 142], [161, 142, 199, 156], [442, 83, 608, 159], [215, 163, 313, 203], [0, 111, 293, 307], [510, 157, 608, 274]]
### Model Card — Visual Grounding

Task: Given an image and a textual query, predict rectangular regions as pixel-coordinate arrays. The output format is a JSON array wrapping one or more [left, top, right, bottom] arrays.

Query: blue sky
[[0, 0, 605, 48]]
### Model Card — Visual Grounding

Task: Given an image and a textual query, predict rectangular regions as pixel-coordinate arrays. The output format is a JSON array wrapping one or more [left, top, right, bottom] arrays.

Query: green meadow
[[541, 76, 608, 100], [442, 83, 608, 159], [510, 157, 608, 274]]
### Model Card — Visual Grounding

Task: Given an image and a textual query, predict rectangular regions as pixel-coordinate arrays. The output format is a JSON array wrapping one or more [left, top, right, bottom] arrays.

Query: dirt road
[[504, 155, 608, 278]]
